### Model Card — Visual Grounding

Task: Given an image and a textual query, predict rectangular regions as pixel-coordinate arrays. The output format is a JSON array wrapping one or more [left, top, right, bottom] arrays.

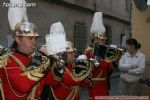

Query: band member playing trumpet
[[85, 12, 121, 99], [0, 1, 63, 99], [41, 22, 92, 100]]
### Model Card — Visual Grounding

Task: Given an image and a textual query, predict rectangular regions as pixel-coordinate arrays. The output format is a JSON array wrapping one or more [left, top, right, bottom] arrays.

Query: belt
[[92, 77, 107, 81]]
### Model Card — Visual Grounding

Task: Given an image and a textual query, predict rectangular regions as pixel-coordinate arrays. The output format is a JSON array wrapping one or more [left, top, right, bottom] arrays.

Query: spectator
[[119, 38, 146, 95]]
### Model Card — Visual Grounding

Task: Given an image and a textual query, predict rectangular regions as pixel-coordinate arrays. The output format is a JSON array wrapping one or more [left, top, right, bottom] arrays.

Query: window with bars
[[74, 22, 87, 53]]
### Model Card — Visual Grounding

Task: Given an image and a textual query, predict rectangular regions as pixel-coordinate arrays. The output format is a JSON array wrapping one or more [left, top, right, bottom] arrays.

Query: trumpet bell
[[105, 47, 123, 63]]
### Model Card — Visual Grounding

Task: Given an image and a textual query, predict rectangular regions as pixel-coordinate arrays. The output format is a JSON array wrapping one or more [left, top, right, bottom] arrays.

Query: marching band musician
[[50, 41, 92, 100], [42, 22, 92, 100], [85, 12, 123, 99], [85, 12, 113, 99], [0, 0, 63, 100]]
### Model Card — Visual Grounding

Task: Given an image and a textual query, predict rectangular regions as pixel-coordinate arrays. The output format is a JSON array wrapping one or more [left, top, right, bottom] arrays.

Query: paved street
[[80, 74, 120, 100], [109, 76, 120, 96]]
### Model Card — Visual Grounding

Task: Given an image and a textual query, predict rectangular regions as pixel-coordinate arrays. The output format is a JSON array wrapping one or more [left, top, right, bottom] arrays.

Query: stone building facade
[[0, 0, 131, 52]]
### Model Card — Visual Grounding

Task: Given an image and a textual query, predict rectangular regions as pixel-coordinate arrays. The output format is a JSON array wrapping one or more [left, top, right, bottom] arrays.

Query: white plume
[[46, 22, 67, 55], [90, 12, 105, 35], [8, 0, 28, 31]]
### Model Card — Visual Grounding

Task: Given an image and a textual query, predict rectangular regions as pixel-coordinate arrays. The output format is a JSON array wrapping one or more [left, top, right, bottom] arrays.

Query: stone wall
[[0, 0, 131, 49]]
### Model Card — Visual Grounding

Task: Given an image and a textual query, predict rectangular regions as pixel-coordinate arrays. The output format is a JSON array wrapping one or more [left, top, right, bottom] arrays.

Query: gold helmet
[[8, 0, 39, 37], [14, 21, 39, 37]]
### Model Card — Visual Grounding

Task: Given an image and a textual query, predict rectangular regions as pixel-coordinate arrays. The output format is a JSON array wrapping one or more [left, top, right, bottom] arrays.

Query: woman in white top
[[119, 38, 146, 95]]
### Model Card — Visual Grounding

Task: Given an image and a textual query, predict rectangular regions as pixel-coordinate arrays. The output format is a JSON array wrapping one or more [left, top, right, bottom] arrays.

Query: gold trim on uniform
[[51, 67, 62, 81], [50, 86, 79, 100], [24, 72, 44, 81], [66, 86, 79, 100], [27, 82, 40, 100], [92, 77, 107, 81], [10, 54, 26, 71], [0, 79, 5, 100], [65, 64, 91, 82], [0, 53, 11, 68], [0, 53, 46, 98], [92, 70, 104, 85], [3, 54, 27, 97], [50, 86, 59, 100], [22, 59, 50, 81]]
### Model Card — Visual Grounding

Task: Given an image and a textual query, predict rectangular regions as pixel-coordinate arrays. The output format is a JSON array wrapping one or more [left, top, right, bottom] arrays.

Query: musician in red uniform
[[42, 41, 92, 100], [84, 12, 113, 99], [0, 21, 62, 100], [87, 41, 113, 99]]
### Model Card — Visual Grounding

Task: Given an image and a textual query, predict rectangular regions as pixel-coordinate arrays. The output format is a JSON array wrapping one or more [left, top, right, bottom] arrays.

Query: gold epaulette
[[0, 53, 10, 68]]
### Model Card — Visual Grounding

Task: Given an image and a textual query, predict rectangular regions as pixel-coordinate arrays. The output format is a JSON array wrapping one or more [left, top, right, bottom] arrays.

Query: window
[[74, 22, 87, 52]]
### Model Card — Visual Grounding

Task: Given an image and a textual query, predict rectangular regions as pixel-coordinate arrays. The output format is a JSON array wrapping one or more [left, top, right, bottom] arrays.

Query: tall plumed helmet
[[90, 12, 107, 40], [8, 0, 39, 37], [46, 22, 67, 55]]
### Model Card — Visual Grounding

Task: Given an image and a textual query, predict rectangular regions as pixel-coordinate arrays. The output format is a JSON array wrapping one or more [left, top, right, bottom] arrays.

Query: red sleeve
[[63, 70, 92, 87], [44, 69, 62, 86], [99, 60, 113, 75], [6, 62, 36, 94], [99, 60, 110, 69], [62, 68, 80, 86]]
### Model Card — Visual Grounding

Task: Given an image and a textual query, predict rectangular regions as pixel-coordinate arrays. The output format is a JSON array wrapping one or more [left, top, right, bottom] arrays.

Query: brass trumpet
[[105, 47, 125, 63]]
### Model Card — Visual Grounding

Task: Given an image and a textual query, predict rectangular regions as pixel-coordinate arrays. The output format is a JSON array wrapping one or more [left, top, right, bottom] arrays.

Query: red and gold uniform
[[86, 11, 120, 99], [0, 49, 62, 100], [51, 64, 80, 100], [51, 61, 91, 100], [85, 45, 112, 99], [85, 44, 119, 99], [89, 60, 112, 99]]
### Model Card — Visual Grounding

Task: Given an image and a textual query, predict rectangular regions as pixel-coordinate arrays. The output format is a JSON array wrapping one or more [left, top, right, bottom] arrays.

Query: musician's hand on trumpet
[[88, 56, 100, 68], [49, 52, 67, 71]]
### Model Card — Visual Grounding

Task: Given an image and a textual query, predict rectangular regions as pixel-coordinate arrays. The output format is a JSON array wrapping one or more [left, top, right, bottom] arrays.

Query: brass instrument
[[105, 47, 125, 63], [88, 58, 100, 67], [49, 52, 66, 70]]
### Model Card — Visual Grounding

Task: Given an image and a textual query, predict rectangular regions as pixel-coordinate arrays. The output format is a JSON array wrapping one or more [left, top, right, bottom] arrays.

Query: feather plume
[[46, 22, 67, 55], [90, 12, 105, 35], [8, 0, 28, 31]]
